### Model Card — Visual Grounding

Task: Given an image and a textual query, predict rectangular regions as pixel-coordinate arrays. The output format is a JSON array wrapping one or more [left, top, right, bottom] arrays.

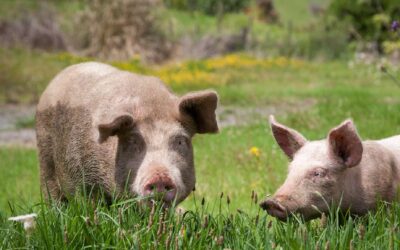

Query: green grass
[[15, 116, 35, 129], [1, 191, 400, 248], [1, 53, 400, 210], [0, 148, 39, 211], [1, 58, 400, 247], [274, 0, 331, 26], [0, 0, 84, 20], [1, 0, 400, 248], [160, 0, 346, 60]]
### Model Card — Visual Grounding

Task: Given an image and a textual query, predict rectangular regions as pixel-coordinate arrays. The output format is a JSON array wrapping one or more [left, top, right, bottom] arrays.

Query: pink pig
[[260, 115, 400, 221], [36, 62, 219, 206]]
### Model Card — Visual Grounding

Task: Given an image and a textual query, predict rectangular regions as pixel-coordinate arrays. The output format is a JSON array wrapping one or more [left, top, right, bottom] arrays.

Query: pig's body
[[378, 135, 400, 160], [36, 62, 218, 204], [340, 137, 400, 215], [261, 117, 400, 220]]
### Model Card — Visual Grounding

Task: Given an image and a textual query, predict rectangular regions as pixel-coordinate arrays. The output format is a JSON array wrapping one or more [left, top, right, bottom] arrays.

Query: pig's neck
[[339, 141, 400, 215]]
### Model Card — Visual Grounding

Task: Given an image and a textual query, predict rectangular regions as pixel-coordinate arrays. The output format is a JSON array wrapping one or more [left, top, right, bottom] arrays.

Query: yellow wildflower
[[249, 146, 261, 157], [205, 54, 259, 69], [204, 54, 305, 70], [156, 68, 227, 86]]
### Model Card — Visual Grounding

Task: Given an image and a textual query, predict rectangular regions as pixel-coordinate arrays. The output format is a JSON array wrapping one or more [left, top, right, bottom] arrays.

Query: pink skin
[[36, 62, 219, 205], [260, 115, 400, 221], [143, 171, 177, 203]]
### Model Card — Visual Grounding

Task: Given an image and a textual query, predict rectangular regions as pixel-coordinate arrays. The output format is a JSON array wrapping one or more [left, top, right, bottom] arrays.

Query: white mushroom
[[9, 213, 37, 234]]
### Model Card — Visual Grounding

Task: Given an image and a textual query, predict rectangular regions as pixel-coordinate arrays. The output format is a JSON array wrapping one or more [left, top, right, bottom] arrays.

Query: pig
[[36, 62, 219, 205], [260, 115, 400, 221]]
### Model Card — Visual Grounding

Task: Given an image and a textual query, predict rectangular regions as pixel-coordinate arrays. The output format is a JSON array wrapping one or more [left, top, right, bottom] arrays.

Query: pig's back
[[37, 62, 117, 111], [378, 135, 400, 161], [37, 62, 171, 116]]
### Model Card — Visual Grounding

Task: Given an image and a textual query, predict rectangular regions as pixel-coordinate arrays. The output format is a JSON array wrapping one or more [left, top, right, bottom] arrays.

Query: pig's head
[[260, 115, 363, 221], [97, 89, 218, 206]]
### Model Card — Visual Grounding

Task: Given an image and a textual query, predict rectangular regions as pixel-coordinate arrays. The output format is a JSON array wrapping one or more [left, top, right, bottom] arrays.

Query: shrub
[[299, 19, 351, 60], [256, 0, 279, 24], [327, 0, 400, 49], [75, 0, 172, 63], [0, 3, 67, 52]]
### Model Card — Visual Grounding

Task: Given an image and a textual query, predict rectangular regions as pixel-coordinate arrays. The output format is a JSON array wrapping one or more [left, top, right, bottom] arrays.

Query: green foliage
[[328, 0, 400, 45], [0, 148, 39, 211], [383, 40, 400, 54], [298, 20, 351, 60], [273, 0, 331, 26], [164, 0, 250, 16], [0, 49, 90, 104]]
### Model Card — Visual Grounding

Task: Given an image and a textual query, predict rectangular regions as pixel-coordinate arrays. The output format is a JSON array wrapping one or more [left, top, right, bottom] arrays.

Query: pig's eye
[[177, 136, 189, 146], [172, 135, 190, 151], [313, 172, 321, 177], [310, 168, 327, 178]]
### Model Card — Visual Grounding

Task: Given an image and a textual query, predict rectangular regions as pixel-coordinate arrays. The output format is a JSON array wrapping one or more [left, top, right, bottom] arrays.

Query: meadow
[[1, 54, 400, 248], [1, 0, 400, 248]]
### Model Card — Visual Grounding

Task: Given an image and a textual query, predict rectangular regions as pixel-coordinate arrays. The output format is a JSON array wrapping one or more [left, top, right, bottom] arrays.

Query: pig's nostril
[[260, 199, 288, 219], [144, 184, 155, 193], [143, 178, 177, 202], [260, 201, 269, 210]]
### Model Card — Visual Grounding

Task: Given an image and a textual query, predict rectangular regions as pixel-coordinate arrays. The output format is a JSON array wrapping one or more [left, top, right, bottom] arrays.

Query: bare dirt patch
[[0, 105, 36, 148]]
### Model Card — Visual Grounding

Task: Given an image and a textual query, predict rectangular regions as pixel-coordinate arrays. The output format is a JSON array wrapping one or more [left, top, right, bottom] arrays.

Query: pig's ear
[[269, 115, 307, 160], [98, 115, 135, 143], [179, 90, 219, 134], [328, 119, 363, 168]]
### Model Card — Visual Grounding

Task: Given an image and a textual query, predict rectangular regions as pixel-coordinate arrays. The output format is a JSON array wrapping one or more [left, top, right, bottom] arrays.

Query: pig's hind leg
[[36, 111, 66, 203]]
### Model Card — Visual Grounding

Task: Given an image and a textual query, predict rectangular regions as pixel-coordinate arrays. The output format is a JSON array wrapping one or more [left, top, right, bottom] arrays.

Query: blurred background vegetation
[[0, 0, 399, 104]]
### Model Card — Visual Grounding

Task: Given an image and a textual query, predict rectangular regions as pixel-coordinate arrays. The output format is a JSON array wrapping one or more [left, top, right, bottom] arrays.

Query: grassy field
[[2, 55, 400, 209], [1, 0, 400, 248], [1, 56, 400, 248]]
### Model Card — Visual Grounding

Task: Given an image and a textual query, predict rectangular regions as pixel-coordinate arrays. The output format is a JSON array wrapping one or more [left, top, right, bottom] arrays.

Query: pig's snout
[[143, 176, 177, 203], [260, 198, 288, 221]]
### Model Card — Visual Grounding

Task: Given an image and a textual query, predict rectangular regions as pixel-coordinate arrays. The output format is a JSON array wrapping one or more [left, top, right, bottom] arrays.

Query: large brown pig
[[36, 62, 219, 205], [260, 115, 400, 221]]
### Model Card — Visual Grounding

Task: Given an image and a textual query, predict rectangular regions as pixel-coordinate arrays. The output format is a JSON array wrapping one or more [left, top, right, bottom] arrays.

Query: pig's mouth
[[143, 199, 172, 208], [139, 191, 179, 208], [260, 199, 290, 221], [260, 198, 325, 221]]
